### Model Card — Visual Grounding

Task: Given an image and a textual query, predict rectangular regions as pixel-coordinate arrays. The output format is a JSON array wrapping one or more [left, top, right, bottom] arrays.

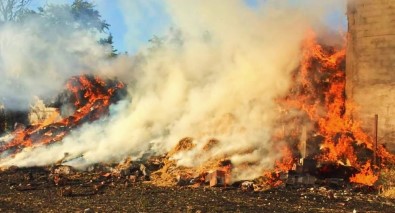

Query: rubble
[[140, 164, 150, 180], [129, 175, 137, 183], [241, 181, 254, 191], [286, 173, 317, 185], [84, 208, 94, 213], [176, 174, 193, 186], [52, 165, 75, 175], [59, 186, 72, 197], [0, 157, 395, 212]]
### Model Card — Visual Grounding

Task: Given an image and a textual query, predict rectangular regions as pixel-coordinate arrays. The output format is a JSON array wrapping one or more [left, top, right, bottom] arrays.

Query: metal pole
[[374, 114, 378, 167]]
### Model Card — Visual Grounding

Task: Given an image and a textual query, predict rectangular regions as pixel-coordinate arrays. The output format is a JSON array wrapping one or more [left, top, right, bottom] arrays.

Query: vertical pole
[[374, 114, 378, 167], [301, 125, 307, 159], [300, 125, 307, 166]]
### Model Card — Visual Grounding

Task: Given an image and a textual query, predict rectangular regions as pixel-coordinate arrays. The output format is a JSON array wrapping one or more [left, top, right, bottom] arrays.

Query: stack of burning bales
[[0, 34, 394, 193]]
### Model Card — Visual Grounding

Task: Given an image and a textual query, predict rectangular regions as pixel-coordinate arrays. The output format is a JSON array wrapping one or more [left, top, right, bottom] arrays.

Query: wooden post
[[300, 125, 307, 161]]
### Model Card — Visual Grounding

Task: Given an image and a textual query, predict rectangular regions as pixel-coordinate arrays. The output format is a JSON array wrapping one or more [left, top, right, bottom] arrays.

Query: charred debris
[[0, 137, 389, 197]]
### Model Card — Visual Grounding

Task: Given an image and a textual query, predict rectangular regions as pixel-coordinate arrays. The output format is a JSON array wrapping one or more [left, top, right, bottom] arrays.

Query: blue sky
[[31, 0, 347, 54], [32, 0, 128, 53]]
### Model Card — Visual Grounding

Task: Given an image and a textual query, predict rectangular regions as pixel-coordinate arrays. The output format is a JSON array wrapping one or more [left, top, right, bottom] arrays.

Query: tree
[[71, 0, 116, 56], [0, 0, 31, 22], [100, 33, 118, 57], [71, 0, 109, 33], [39, 0, 116, 56]]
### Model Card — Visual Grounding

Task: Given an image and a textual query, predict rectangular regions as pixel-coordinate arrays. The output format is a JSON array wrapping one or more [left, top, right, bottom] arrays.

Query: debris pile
[[2, 165, 395, 212], [2, 137, 389, 195]]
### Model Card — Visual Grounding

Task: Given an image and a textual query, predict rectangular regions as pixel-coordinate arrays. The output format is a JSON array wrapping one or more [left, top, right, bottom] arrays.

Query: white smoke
[[0, 0, 346, 180], [0, 9, 111, 110]]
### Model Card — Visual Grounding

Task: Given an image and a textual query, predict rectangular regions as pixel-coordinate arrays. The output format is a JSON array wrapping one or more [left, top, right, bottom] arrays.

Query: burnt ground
[[0, 167, 394, 213]]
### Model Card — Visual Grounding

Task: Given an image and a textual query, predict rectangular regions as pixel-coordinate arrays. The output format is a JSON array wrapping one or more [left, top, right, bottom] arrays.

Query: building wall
[[347, 0, 395, 151]]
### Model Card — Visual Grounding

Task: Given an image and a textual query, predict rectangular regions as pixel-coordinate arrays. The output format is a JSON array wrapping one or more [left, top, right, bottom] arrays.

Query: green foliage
[[0, 0, 32, 22], [39, 1, 108, 33], [0, 0, 117, 56], [71, 0, 109, 33], [100, 33, 118, 57]]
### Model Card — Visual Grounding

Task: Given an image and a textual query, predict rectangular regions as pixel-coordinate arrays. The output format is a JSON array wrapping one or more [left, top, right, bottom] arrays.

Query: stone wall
[[347, 0, 395, 151]]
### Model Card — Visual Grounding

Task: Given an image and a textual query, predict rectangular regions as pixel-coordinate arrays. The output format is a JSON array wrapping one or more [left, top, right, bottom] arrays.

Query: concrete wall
[[347, 0, 395, 151]]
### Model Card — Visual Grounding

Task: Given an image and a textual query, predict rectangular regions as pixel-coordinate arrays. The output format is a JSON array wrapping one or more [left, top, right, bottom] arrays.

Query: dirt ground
[[0, 167, 395, 213]]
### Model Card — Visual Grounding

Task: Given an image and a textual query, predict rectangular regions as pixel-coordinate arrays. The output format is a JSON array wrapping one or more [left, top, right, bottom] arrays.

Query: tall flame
[[272, 30, 395, 186]]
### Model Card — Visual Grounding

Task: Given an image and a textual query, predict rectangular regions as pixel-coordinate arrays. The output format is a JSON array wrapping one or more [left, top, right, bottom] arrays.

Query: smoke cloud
[[0, 0, 346, 180], [0, 9, 111, 110]]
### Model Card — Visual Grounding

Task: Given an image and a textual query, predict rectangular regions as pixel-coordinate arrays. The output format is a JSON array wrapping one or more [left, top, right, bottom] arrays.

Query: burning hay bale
[[204, 160, 232, 187], [28, 97, 61, 126], [0, 75, 126, 158], [0, 33, 394, 210], [205, 170, 231, 187]]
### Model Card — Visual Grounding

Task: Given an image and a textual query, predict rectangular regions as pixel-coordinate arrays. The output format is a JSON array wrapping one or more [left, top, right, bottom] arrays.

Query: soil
[[1, 167, 395, 212]]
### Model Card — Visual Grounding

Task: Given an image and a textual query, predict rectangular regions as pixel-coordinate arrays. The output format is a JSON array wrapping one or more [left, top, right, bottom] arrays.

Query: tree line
[[0, 0, 117, 56]]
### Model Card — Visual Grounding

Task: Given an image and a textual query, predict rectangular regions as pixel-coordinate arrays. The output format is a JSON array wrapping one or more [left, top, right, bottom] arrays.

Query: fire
[[1, 30, 393, 189], [271, 30, 395, 186], [274, 145, 294, 172], [0, 75, 125, 156], [349, 161, 378, 186], [262, 146, 294, 187]]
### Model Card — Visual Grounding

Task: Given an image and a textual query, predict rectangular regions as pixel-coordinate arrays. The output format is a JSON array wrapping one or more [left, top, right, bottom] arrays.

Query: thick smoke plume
[[0, 9, 111, 110], [0, 0, 346, 180]]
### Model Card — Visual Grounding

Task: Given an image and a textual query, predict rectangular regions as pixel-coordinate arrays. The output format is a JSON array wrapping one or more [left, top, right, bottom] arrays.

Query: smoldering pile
[[0, 136, 390, 198]]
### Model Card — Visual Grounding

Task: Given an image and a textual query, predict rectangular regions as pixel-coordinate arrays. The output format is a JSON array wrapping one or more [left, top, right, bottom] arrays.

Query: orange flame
[[349, 161, 378, 186], [0, 75, 125, 155], [271, 30, 395, 186]]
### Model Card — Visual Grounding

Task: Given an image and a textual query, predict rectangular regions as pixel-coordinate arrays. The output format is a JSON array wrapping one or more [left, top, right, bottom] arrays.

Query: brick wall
[[347, 0, 395, 151]]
